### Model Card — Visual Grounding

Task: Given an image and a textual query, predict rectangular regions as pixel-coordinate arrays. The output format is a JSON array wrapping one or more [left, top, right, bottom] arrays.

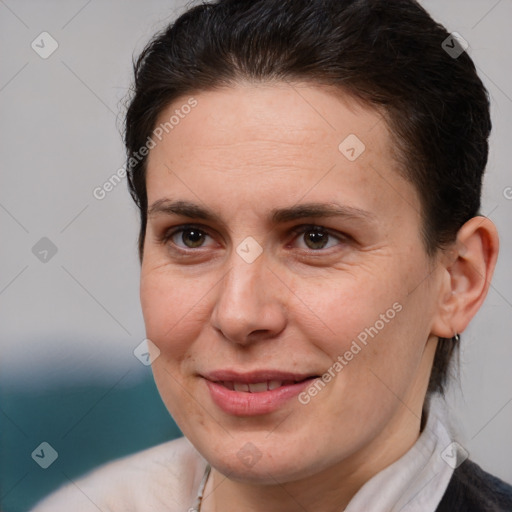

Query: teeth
[[222, 379, 307, 392], [248, 382, 268, 393], [223, 380, 287, 392]]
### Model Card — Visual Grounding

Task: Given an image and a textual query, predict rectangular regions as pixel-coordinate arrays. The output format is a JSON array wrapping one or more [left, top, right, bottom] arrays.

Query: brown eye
[[177, 228, 207, 248], [303, 228, 329, 250], [291, 225, 346, 251], [163, 226, 214, 250]]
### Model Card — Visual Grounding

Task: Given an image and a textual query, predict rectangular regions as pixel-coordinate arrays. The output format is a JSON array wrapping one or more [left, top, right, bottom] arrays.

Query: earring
[[454, 333, 460, 342]]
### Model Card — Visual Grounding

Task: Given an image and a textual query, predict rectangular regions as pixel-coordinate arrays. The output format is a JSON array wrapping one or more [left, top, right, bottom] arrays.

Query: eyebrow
[[147, 199, 375, 225]]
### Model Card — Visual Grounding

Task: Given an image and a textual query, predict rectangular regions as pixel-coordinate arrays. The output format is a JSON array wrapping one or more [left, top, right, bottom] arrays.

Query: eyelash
[[159, 223, 349, 254]]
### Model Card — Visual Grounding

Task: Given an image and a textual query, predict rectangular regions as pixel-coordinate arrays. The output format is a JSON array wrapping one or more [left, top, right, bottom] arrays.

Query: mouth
[[202, 370, 319, 415]]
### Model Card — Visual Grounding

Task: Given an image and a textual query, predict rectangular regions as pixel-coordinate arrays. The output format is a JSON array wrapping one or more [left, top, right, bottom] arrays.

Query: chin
[[209, 453, 301, 484], [192, 432, 334, 485]]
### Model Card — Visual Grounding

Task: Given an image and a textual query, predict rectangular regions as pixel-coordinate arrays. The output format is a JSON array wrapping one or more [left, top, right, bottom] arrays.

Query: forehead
[[149, 82, 388, 164], [145, 83, 419, 225]]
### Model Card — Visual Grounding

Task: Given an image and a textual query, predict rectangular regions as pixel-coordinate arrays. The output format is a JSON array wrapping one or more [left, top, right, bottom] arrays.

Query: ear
[[431, 216, 499, 338]]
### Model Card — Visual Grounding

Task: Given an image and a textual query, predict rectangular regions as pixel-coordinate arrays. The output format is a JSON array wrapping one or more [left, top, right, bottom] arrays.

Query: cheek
[[140, 268, 206, 357], [140, 268, 208, 423], [291, 263, 429, 396], [288, 269, 403, 356]]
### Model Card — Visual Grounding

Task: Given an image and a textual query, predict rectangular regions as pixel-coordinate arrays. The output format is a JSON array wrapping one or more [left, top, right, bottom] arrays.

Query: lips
[[202, 370, 318, 416]]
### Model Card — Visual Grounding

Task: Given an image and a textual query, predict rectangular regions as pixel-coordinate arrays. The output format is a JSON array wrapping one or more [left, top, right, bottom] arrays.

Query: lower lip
[[204, 378, 316, 416]]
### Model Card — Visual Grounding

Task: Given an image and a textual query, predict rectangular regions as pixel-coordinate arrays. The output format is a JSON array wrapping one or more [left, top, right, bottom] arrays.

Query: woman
[[32, 0, 512, 510]]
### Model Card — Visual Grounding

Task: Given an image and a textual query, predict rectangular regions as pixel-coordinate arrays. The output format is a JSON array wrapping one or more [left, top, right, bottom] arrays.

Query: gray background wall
[[1, 1, 511, 510]]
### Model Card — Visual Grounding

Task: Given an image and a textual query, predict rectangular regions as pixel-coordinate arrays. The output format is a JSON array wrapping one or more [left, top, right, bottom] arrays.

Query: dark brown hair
[[124, 0, 492, 395]]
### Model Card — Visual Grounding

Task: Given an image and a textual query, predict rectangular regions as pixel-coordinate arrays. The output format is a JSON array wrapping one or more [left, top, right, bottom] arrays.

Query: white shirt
[[31, 396, 456, 512]]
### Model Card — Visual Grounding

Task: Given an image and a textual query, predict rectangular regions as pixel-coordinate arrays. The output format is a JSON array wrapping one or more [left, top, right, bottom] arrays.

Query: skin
[[140, 82, 499, 512]]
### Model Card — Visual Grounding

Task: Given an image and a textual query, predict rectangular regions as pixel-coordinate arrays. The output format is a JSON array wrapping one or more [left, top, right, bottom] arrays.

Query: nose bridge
[[220, 250, 267, 313], [211, 246, 286, 342]]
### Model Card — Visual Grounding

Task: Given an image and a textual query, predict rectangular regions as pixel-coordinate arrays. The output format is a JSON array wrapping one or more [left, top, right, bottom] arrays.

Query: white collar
[[344, 395, 455, 512]]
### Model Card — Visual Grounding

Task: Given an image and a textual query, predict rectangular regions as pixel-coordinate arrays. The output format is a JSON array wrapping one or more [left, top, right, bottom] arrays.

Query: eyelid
[[289, 224, 346, 237]]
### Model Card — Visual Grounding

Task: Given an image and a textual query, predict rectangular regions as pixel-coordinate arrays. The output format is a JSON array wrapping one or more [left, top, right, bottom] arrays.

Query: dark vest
[[435, 459, 512, 511]]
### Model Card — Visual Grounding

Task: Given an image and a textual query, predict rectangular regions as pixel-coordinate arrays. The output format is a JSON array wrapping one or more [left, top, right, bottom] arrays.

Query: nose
[[210, 249, 287, 346]]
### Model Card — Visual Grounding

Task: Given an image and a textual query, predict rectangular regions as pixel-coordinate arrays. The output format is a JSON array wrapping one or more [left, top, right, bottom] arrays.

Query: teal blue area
[[0, 373, 182, 512]]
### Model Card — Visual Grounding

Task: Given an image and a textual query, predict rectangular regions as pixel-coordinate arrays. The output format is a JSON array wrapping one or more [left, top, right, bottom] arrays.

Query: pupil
[[306, 230, 328, 249], [184, 229, 204, 248]]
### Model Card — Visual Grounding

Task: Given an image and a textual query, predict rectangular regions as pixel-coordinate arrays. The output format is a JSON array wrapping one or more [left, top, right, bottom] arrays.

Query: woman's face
[[141, 83, 446, 482]]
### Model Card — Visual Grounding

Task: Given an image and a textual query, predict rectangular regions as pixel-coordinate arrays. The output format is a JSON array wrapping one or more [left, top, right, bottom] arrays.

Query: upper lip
[[202, 369, 318, 383]]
